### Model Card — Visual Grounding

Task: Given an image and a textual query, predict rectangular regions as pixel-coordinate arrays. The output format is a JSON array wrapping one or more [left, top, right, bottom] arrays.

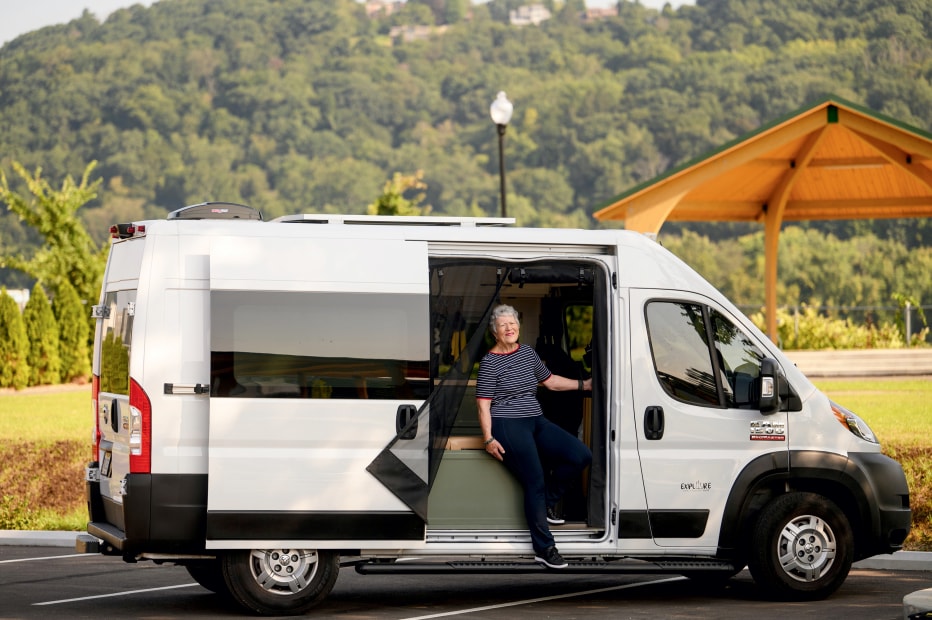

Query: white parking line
[[34, 583, 200, 606], [0, 553, 95, 564], [398, 576, 686, 619]]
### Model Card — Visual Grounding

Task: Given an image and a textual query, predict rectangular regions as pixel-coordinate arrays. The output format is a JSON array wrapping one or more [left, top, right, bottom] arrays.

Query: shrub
[[751, 306, 912, 350], [53, 280, 90, 382], [23, 283, 61, 386], [0, 289, 29, 389], [0, 495, 33, 530]]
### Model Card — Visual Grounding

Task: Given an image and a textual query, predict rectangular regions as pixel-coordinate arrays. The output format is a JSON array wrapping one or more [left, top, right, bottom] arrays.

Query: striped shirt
[[476, 344, 552, 418]]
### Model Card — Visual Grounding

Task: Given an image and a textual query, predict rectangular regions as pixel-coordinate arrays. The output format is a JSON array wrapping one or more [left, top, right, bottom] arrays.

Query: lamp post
[[490, 91, 513, 218]]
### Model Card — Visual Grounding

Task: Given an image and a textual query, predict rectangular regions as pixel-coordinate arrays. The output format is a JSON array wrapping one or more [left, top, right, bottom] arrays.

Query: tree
[[0, 289, 29, 390], [0, 162, 108, 310], [367, 171, 431, 216], [23, 283, 61, 386], [53, 280, 91, 383]]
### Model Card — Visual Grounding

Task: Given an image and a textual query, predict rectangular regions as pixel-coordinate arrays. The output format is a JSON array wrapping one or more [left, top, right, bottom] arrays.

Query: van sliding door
[[205, 235, 430, 546]]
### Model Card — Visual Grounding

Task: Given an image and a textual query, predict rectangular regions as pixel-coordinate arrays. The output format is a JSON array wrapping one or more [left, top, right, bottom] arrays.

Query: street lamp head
[[490, 91, 514, 126]]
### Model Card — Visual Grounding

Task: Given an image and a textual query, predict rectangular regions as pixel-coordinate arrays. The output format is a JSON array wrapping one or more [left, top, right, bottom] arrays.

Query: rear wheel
[[221, 548, 339, 615], [748, 492, 853, 601], [185, 559, 228, 596]]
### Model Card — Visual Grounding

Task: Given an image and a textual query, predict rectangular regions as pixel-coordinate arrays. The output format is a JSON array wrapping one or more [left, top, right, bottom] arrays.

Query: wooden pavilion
[[593, 96, 932, 342]]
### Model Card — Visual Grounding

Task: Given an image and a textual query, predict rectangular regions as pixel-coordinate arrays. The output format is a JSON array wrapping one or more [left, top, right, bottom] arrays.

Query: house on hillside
[[365, 1, 405, 18], [510, 4, 552, 26], [583, 7, 619, 21], [389, 24, 449, 43]]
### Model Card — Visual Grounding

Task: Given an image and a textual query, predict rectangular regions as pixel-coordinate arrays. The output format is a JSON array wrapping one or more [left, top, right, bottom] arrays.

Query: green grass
[[3, 381, 924, 450], [812, 378, 931, 447], [0, 387, 91, 442], [2, 382, 930, 548]]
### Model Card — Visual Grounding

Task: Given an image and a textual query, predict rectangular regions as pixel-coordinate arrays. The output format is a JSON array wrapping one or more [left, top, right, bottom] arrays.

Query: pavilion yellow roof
[[594, 96, 932, 341], [595, 96, 932, 227]]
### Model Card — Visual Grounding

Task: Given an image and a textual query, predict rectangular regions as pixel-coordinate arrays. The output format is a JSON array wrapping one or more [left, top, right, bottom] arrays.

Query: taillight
[[110, 223, 147, 239], [92, 375, 101, 461], [128, 378, 152, 473]]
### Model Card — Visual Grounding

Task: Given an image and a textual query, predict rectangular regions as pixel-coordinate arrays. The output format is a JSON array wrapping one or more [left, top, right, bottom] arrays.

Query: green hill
[[0, 0, 930, 310]]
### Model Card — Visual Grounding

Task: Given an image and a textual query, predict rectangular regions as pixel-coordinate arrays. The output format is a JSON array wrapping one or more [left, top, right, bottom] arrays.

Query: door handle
[[396, 405, 418, 440], [644, 406, 664, 440], [110, 398, 120, 433]]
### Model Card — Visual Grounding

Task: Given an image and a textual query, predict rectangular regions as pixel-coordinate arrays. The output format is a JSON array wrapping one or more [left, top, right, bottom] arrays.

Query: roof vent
[[167, 202, 263, 221]]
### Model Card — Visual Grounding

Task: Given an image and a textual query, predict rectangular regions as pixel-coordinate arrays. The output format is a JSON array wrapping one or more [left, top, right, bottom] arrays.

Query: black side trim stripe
[[649, 510, 709, 538], [617, 510, 709, 539], [207, 511, 425, 541]]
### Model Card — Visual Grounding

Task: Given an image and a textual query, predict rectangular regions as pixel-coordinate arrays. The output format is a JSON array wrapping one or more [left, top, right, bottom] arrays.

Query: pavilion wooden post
[[760, 127, 828, 344], [763, 219, 781, 343]]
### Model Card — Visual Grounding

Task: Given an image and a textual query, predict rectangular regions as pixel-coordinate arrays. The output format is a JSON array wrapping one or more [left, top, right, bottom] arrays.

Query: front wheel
[[748, 492, 853, 601], [221, 548, 339, 615]]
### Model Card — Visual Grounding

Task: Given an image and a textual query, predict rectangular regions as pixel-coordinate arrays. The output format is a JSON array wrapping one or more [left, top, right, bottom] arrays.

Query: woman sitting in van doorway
[[476, 304, 592, 569]]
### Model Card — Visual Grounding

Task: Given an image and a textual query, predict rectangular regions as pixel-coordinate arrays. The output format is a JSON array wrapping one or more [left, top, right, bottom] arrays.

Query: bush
[[53, 280, 91, 383], [0, 495, 33, 530], [750, 306, 915, 350], [23, 283, 61, 386], [0, 289, 29, 389]]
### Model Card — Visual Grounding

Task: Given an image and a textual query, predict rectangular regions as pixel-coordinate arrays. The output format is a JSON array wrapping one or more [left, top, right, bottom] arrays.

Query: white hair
[[489, 304, 519, 334]]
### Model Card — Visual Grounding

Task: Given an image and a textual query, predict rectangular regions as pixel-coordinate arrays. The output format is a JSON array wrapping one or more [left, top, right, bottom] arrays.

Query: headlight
[[830, 400, 878, 444]]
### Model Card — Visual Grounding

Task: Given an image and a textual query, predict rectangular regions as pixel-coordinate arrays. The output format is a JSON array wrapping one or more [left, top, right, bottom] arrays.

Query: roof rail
[[273, 214, 514, 227]]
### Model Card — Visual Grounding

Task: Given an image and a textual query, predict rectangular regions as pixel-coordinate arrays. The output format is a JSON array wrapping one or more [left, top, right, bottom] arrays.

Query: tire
[[748, 492, 853, 601], [221, 549, 339, 616], [185, 559, 229, 596]]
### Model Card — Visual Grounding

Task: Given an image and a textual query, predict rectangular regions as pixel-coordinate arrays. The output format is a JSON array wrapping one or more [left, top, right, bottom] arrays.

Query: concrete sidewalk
[[1, 530, 929, 570]]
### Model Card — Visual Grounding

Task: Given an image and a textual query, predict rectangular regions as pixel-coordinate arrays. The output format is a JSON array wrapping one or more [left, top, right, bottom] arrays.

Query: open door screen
[[367, 262, 509, 521]]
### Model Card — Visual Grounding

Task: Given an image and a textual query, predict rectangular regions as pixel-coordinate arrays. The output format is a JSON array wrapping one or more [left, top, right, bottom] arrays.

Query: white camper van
[[79, 203, 910, 615]]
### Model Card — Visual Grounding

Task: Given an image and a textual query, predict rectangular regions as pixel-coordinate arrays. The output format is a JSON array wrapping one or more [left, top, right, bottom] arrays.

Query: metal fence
[[737, 303, 932, 346]]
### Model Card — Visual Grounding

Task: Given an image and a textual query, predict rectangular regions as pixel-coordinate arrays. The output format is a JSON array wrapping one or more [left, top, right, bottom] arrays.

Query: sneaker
[[546, 506, 565, 525], [534, 546, 568, 569]]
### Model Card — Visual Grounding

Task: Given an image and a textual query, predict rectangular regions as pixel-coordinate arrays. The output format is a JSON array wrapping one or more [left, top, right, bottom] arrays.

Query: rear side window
[[210, 291, 429, 399], [99, 290, 136, 396], [646, 301, 764, 409]]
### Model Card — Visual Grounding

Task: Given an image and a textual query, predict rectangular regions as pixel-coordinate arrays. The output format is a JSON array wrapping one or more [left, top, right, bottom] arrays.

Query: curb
[[852, 551, 932, 571], [0, 530, 82, 547]]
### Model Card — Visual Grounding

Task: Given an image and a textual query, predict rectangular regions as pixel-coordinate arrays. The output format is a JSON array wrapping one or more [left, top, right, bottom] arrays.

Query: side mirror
[[759, 358, 783, 415]]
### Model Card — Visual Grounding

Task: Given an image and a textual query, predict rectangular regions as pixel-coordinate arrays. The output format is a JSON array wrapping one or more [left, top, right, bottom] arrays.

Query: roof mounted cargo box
[[167, 202, 263, 221]]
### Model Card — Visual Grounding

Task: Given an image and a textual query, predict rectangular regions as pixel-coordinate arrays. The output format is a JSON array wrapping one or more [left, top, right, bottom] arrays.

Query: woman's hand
[[485, 439, 505, 462]]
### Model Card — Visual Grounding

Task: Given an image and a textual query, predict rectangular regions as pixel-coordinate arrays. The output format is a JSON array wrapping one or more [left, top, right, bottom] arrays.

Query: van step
[[354, 558, 738, 575]]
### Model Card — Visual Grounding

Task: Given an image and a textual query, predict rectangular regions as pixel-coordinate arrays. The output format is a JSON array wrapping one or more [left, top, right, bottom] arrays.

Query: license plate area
[[101, 451, 112, 478]]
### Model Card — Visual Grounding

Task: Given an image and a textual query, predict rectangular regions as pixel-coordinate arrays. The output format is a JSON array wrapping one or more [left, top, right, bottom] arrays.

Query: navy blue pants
[[492, 415, 592, 554]]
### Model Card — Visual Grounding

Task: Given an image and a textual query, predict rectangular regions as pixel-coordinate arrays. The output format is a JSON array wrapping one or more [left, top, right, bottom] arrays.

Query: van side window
[[210, 291, 429, 399], [99, 291, 135, 396], [646, 301, 764, 409], [645, 301, 718, 406]]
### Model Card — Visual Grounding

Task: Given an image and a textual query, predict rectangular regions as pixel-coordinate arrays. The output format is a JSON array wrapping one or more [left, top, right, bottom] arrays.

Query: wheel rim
[[248, 549, 320, 595], [777, 514, 836, 582]]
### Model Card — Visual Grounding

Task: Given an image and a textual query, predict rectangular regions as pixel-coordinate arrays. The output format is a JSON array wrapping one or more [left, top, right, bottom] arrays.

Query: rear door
[[629, 289, 789, 548], [94, 238, 147, 508], [95, 289, 138, 505], [205, 234, 431, 546]]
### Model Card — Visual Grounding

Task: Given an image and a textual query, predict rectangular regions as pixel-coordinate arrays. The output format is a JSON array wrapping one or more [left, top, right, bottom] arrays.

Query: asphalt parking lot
[[2, 542, 931, 619]]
